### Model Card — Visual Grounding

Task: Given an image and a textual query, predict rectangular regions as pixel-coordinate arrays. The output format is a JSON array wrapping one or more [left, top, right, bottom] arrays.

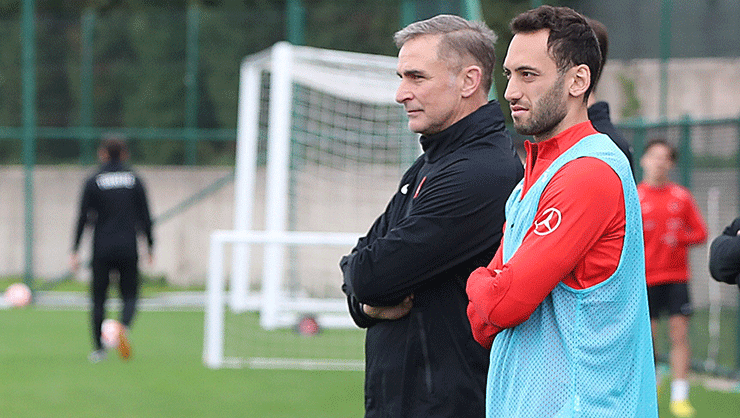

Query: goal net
[[203, 42, 419, 369]]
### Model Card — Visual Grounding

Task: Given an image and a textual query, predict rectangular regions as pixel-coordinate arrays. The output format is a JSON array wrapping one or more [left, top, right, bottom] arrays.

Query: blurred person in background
[[70, 135, 154, 363], [638, 138, 707, 418], [709, 216, 740, 292], [586, 17, 634, 172], [340, 14, 523, 418]]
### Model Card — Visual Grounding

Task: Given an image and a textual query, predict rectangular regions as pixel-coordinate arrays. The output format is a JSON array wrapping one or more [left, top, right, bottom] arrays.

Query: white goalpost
[[203, 42, 419, 369]]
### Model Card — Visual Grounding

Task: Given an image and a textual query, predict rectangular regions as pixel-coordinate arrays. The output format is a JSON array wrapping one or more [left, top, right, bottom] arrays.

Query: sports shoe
[[88, 349, 107, 363], [117, 326, 132, 360], [669, 399, 696, 418]]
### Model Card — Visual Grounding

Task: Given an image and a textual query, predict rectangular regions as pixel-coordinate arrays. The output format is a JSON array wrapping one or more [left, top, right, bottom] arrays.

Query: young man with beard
[[465, 6, 657, 417], [340, 14, 523, 418]]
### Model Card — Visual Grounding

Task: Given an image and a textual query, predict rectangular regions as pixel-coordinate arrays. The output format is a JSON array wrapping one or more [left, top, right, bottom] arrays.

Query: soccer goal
[[203, 42, 419, 369]]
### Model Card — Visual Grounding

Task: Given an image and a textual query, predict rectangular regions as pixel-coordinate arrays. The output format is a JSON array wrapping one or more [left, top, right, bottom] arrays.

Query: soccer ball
[[296, 315, 320, 336], [101, 319, 122, 349], [4, 282, 32, 307]]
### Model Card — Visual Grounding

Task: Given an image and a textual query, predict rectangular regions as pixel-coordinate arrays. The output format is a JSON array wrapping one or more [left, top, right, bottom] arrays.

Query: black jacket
[[73, 161, 154, 260], [709, 217, 740, 291], [340, 101, 524, 417], [588, 101, 635, 173]]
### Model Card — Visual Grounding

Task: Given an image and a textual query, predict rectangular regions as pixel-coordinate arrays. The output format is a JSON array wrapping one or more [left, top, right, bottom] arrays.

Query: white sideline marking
[[222, 357, 364, 371]]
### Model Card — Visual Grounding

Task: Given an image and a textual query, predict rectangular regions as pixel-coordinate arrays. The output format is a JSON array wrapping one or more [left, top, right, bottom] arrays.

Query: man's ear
[[461, 65, 483, 98], [568, 64, 591, 99]]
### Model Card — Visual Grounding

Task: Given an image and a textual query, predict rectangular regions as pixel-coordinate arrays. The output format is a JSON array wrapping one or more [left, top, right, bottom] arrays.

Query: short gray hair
[[394, 14, 498, 94]]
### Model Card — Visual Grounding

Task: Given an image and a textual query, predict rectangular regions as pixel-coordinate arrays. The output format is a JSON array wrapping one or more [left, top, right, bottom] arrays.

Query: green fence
[[0, 1, 484, 166], [1, 1, 738, 379], [620, 116, 740, 379]]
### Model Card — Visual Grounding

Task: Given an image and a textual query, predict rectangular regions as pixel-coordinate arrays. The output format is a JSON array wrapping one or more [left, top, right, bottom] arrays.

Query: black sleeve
[[135, 176, 154, 250], [709, 217, 740, 286], [341, 158, 517, 307], [339, 196, 396, 328], [342, 282, 380, 328], [72, 179, 95, 252]]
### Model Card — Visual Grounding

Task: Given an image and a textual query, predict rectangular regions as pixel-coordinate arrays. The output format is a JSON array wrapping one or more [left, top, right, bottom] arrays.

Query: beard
[[513, 74, 567, 138]]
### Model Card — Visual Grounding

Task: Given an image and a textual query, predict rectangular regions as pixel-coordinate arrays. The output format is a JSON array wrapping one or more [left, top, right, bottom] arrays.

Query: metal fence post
[[737, 114, 740, 377], [21, 0, 36, 290], [80, 8, 95, 165], [632, 118, 646, 182], [680, 114, 692, 187], [286, 0, 305, 46], [185, 3, 200, 165]]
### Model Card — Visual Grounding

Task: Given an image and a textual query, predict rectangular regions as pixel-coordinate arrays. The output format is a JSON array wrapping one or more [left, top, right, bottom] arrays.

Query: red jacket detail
[[466, 121, 627, 348]]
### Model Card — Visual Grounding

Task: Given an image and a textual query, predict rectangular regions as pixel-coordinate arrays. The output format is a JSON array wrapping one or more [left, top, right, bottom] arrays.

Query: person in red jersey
[[638, 138, 707, 418]]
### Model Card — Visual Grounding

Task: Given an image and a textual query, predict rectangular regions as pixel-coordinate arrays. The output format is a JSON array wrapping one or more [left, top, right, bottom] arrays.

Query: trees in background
[[0, 0, 536, 164]]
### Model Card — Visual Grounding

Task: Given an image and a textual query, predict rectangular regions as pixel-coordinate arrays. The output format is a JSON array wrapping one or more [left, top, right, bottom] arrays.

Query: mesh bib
[[487, 134, 658, 417]]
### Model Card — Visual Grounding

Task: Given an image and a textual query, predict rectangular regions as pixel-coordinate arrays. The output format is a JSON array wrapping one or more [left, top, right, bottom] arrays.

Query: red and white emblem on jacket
[[533, 208, 562, 236]]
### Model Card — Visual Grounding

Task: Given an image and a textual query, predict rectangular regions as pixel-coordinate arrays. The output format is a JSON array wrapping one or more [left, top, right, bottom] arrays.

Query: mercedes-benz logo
[[533, 208, 562, 236]]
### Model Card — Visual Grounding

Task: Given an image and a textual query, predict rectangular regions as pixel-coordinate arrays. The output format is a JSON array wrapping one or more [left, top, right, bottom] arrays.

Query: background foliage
[[0, 0, 553, 165]]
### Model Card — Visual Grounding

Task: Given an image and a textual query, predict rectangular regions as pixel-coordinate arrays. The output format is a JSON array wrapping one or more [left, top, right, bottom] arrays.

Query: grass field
[[2, 304, 740, 417], [0, 307, 363, 418]]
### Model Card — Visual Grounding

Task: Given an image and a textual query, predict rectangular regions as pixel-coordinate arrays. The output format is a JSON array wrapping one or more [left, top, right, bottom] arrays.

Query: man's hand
[[362, 295, 414, 320]]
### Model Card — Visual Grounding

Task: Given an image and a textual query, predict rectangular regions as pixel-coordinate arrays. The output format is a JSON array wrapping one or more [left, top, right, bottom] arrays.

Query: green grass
[[3, 306, 740, 418], [653, 308, 739, 376], [1, 274, 203, 295], [0, 308, 364, 418], [657, 379, 740, 417], [224, 311, 365, 362]]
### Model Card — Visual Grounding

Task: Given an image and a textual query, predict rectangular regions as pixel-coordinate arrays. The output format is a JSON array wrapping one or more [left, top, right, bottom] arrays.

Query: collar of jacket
[[100, 160, 127, 172], [587, 101, 610, 124], [419, 100, 507, 164]]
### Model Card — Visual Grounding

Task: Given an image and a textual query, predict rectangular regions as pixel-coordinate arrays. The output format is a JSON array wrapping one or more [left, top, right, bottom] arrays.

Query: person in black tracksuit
[[586, 17, 635, 173], [709, 217, 740, 292], [70, 137, 154, 361], [340, 15, 524, 417]]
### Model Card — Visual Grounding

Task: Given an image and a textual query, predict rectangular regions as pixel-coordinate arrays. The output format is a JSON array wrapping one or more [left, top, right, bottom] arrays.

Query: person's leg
[[91, 257, 111, 351], [650, 318, 660, 358], [114, 257, 138, 360], [668, 283, 695, 417], [647, 284, 672, 394], [117, 257, 140, 328], [669, 314, 691, 385], [647, 285, 665, 362]]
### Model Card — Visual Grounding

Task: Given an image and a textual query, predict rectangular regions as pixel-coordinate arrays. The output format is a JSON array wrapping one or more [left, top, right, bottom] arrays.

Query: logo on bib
[[534, 208, 562, 236]]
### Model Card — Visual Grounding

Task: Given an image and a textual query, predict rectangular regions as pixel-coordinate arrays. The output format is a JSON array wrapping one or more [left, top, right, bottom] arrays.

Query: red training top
[[637, 182, 707, 286], [466, 121, 626, 348]]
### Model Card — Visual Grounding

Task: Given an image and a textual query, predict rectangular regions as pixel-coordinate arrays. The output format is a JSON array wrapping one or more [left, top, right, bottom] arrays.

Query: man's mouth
[[510, 105, 527, 118]]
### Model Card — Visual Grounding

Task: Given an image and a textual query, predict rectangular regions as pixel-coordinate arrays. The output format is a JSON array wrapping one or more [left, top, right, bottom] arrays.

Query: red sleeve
[[678, 191, 707, 246], [466, 226, 505, 348], [466, 158, 623, 332]]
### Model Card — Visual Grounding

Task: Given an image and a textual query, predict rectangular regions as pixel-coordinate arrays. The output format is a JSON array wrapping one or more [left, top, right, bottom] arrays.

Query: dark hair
[[101, 134, 128, 162], [394, 14, 498, 95], [644, 138, 678, 161], [586, 17, 609, 90], [510, 5, 601, 102]]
